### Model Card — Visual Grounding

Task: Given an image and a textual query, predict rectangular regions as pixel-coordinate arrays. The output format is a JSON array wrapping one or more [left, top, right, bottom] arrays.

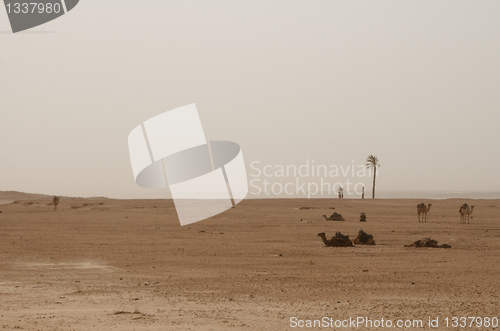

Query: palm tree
[[366, 155, 380, 199]]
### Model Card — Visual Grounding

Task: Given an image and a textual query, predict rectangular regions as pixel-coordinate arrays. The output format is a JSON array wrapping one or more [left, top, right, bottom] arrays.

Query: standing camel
[[53, 196, 60, 211], [417, 203, 432, 222], [459, 203, 474, 224]]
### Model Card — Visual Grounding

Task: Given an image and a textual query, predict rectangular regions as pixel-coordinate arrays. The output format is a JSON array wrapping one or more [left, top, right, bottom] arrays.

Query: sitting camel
[[322, 212, 345, 221], [359, 213, 366, 222], [459, 203, 474, 224], [352, 229, 375, 245], [53, 196, 60, 211], [318, 232, 353, 247], [405, 238, 451, 248]]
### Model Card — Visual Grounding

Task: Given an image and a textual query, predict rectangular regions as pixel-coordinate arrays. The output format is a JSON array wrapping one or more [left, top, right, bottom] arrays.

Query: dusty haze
[[1, 1, 499, 198]]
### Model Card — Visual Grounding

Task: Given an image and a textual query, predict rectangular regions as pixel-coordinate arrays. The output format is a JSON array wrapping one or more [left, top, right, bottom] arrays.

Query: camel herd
[[318, 229, 450, 249], [321, 203, 475, 224], [47, 196, 473, 249], [417, 202, 474, 224], [318, 230, 375, 247], [317, 202, 475, 249], [318, 230, 451, 248]]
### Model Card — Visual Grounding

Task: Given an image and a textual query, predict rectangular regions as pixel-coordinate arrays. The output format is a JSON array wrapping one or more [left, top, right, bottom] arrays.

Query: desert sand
[[0, 193, 499, 330]]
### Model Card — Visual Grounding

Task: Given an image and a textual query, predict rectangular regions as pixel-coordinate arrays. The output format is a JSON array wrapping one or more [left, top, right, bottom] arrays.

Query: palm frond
[[366, 155, 380, 168]]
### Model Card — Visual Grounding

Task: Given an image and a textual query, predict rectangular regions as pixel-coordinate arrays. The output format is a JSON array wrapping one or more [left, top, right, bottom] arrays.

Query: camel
[[322, 212, 345, 221], [417, 203, 432, 222], [352, 229, 375, 245], [459, 203, 474, 224], [359, 213, 366, 222], [405, 238, 451, 248], [318, 232, 353, 247], [53, 196, 60, 211]]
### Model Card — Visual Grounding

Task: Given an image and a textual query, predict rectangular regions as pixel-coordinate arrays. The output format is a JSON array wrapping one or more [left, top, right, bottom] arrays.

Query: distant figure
[[53, 196, 60, 211], [459, 203, 474, 224], [361, 186, 365, 199], [360, 213, 366, 222]]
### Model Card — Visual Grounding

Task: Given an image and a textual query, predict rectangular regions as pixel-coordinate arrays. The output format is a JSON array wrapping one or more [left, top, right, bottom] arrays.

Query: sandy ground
[[0, 195, 499, 330]]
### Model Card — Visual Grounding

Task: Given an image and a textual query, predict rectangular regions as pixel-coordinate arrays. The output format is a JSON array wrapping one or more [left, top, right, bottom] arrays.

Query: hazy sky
[[1, 1, 500, 199]]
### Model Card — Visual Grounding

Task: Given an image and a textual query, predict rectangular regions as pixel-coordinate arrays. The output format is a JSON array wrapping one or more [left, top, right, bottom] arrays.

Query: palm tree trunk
[[372, 167, 376, 199]]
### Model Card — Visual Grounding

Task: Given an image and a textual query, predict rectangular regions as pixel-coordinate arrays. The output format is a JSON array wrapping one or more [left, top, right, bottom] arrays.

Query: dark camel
[[318, 232, 353, 247], [352, 230, 375, 245], [405, 238, 451, 248], [322, 212, 345, 221], [53, 196, 60, 211]]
